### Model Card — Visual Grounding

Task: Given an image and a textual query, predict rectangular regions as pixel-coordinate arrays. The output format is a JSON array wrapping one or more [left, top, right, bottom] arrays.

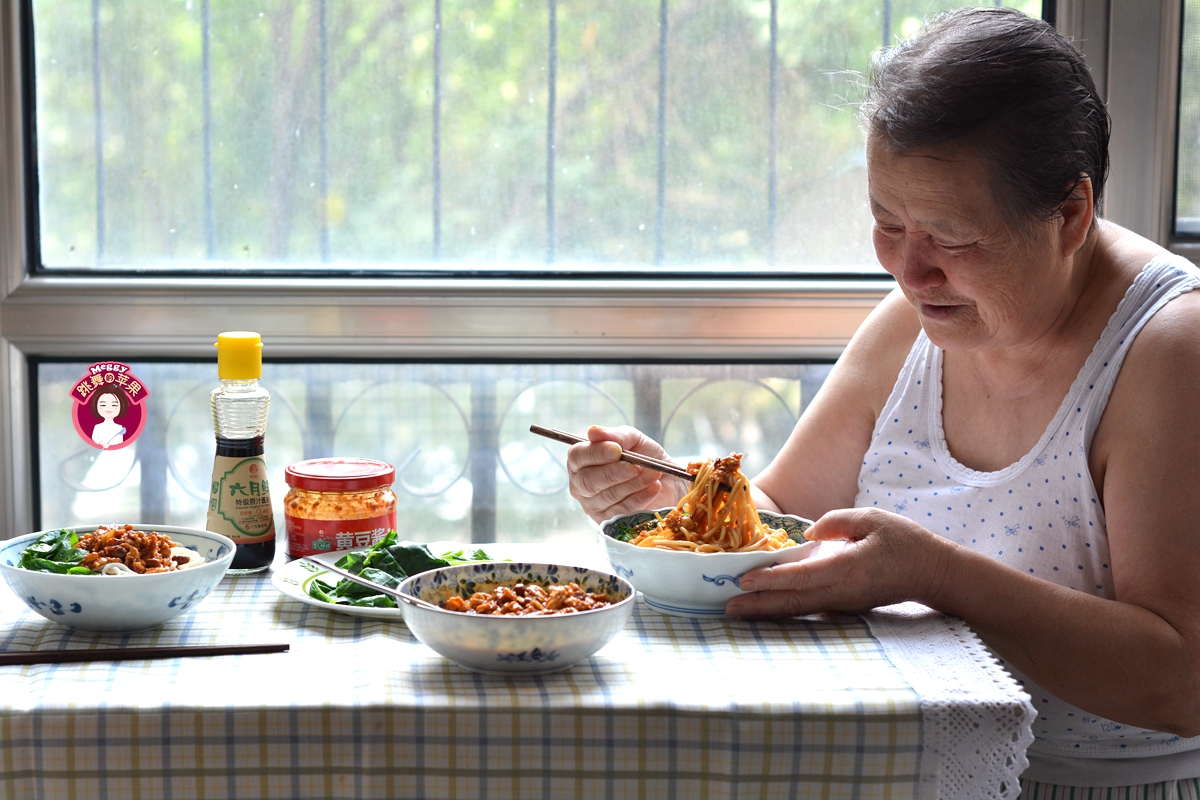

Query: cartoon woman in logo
[[88, 387, 129, 449], [70, 363, 149, 453]]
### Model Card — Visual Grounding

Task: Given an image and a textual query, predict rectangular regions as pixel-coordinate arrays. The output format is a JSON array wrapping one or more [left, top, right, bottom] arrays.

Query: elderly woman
[[567, 7, 1200, 795]]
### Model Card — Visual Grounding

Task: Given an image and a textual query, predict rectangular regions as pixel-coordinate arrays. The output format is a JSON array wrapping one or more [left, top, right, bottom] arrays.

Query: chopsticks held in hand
[[529, 424, 732, 492], [0, 643, 289, 667]]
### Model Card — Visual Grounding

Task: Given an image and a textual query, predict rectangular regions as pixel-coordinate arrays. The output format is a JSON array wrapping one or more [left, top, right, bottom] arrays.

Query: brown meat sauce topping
[[441, 581, 613, 616], [76, 523, 191, 574]]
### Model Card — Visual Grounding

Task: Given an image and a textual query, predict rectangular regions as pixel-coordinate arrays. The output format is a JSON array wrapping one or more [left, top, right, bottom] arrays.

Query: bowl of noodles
[[598, 455, 815, 617], [0, 523, 236, 632]]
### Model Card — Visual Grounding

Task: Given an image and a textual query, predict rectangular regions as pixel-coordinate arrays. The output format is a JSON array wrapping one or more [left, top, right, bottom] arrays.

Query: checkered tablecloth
[[0, 543, 1033, 800]]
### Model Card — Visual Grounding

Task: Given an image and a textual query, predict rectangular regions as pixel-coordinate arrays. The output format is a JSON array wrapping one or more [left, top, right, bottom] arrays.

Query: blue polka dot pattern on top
[[852, 255, 1200, 762]]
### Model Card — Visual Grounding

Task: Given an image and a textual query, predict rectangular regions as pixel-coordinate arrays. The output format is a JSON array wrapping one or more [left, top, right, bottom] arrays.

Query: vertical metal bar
[[632, 367, 663, 444], [138, 397, 168, 522], [768, 0, 778, 266], [319, 0, 330, 263], [655, 0, 668, 266], [303, 365, 334, 459], [546, 0, 557, 264], [468, 374, 497, 544], [202, 0, 215, 259], [92, 0, 105, 264], [432, 0, 443, 260], [883, 0, 892, 48]]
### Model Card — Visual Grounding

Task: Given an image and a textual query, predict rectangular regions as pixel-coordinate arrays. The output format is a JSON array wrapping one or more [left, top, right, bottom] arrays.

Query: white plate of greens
[[272, 533, 506, 620]]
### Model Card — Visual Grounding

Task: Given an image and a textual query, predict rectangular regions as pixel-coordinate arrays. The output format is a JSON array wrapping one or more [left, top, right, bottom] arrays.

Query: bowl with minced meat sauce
[[0, 524, 235, 631], [398, 562, 634, 675]]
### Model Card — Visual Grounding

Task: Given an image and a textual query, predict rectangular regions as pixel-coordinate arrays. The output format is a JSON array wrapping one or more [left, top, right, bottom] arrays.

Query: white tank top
[[853, 256, 1200, 782]]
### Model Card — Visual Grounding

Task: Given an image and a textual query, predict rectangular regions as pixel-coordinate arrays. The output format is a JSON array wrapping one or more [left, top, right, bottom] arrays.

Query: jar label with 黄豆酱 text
[[207, 454, 276, 543], [285, 512, 397, 557]]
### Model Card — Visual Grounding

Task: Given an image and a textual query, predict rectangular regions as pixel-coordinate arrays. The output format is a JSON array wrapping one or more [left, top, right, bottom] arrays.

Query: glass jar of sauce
[[284, 458, 397, 558]]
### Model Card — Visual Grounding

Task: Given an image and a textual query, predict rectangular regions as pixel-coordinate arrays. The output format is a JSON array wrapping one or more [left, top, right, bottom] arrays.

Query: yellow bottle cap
[[214, 331, 263, 380]]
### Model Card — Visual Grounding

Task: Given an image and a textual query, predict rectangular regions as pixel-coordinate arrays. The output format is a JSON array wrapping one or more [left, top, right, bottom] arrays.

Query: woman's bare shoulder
[[1091, 279, 1200, 497], [838, 288, 923, 417], [1123, 285, 1200, 361], [1095, 220, 1172, 274]]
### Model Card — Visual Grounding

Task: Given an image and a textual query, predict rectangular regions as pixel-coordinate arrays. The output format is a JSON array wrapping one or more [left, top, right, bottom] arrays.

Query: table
[[0, 541, 1034, 799]]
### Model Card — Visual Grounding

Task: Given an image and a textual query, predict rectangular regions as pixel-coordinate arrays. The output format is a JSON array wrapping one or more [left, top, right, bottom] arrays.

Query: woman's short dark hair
[[861, 7, 1110, 229], [88, 386, 130, 418]]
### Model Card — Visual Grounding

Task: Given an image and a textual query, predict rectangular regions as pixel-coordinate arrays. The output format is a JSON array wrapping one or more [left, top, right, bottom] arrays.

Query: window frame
[[0, 0, 1186, 537], [1167, 0, 1200, 247]]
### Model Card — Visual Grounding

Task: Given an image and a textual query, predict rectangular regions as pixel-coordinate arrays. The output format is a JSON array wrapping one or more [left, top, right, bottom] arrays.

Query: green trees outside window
[[34, 0, 1039, 272]]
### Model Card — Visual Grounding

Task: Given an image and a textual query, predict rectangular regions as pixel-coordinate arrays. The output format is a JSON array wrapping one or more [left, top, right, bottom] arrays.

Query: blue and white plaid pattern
[[0, 570, 1021, 799]]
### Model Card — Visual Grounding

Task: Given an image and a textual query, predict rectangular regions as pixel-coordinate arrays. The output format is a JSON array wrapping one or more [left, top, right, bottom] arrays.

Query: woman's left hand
[[725, 508, 954, 618]]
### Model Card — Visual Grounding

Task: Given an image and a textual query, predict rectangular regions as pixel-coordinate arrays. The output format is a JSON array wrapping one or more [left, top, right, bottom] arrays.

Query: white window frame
[[0, 0, 1184, 536], [1059, 1, 1200, 262]]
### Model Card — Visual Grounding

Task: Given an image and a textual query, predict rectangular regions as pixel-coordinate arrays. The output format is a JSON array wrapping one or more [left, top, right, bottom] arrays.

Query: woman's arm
[[752, 288, 920, 517], [567, 288, 918, 524], [729, 291, 1200, 736]]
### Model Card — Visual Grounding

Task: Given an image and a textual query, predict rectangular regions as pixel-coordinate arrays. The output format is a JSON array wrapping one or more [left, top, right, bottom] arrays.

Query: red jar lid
[[284, 458, 396, 492]]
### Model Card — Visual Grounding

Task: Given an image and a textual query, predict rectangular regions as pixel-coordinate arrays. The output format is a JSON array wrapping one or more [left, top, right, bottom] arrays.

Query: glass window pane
[[36, 361, 833, 544], [1177, 0, 1200, 236], [32, 0, 1039, 273]]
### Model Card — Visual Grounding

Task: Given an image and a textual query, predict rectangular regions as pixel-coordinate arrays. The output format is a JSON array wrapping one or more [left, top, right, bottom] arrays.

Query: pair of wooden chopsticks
[[529, 424, 733, 493], [0, 643, 289, 667]]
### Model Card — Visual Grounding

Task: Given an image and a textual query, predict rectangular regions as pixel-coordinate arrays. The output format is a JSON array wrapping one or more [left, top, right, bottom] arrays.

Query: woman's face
[[866, 137, 1069, 354], [95, 392, 121, 421]]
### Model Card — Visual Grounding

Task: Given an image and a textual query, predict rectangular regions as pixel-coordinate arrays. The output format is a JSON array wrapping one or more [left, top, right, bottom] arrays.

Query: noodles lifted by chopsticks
[[629, 453, 795, 553]]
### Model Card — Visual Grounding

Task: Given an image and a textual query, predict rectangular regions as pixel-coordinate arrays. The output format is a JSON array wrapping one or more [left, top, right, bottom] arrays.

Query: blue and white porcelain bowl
[[0, 525, 235, 632], [598, 509, 815, 618], [398, 562, 635, 675]]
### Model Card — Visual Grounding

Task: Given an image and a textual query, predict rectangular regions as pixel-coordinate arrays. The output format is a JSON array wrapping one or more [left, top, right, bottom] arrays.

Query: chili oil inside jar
[[284, 458, 397, 558]]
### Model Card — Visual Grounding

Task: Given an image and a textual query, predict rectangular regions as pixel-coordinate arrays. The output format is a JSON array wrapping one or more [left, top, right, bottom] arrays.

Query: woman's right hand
[[567, 425, 687, 523]]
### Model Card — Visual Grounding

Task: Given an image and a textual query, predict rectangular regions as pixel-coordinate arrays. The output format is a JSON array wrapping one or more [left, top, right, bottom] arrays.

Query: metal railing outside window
[[35, 0, 1040, 273], [36, 360, 834, 543]]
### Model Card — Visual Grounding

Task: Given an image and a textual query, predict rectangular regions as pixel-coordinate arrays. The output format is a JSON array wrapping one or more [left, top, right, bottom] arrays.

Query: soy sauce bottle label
[[207, 454, 276, 543]]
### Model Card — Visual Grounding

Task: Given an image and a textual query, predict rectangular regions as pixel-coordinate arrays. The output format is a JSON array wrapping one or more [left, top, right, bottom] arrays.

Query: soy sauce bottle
[[206, 331, 276, 574]]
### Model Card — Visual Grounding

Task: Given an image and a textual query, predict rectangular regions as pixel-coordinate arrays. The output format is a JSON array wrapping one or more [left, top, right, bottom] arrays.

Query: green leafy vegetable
[[613, 524, 638, 543], [335, 567, 402, 601], [387, 543, 452, 577], [18, 528, 93, 574], [613, 518, 659, 543], [306, 577, 339, 604], [439, 548, 492, 563], [306, 531, 499, 608]]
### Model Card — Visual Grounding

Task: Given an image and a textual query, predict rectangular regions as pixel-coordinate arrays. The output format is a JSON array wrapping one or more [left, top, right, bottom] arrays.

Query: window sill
[[1, 273, 893, 360]]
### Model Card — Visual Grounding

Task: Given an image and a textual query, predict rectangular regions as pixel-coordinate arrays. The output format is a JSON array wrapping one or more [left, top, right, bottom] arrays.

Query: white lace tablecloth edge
[[864, 601, 1036, 800]]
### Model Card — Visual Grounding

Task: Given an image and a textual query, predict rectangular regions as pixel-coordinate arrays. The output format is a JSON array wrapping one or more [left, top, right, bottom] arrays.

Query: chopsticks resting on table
[[302, 558, 443, 612], [0, 643, 290, 667], [529, 424, 733, 493]]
